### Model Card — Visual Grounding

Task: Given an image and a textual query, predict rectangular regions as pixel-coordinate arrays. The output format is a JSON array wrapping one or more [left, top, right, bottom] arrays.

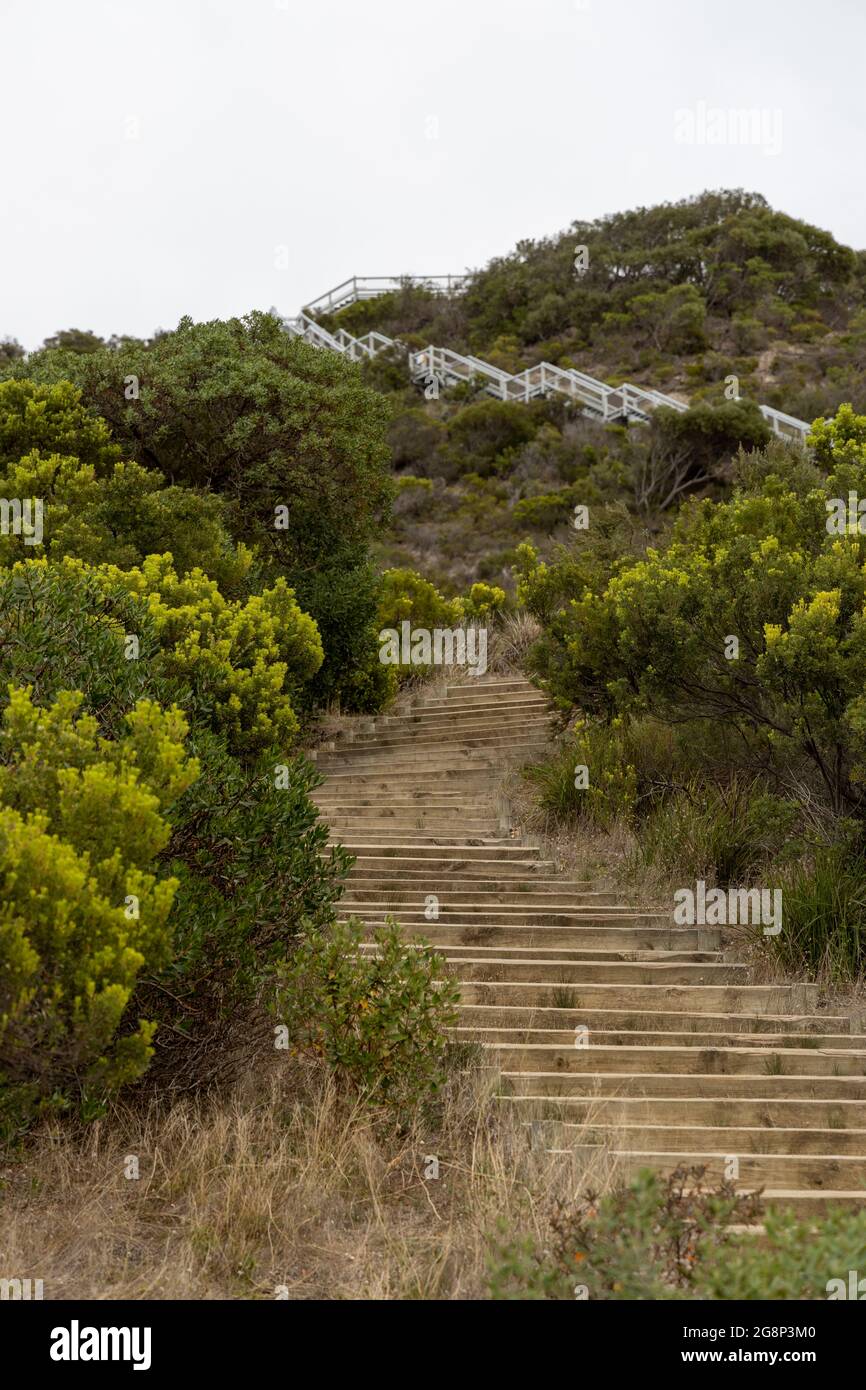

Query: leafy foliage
[[0, 687, 198, 1126], [144, 740, 351, 1090], [0, 378, 120, 474], [526, 718, 637, 831], [489, 1164, 866, 1300], [9, 314, 394, 707], [633, 777, 799, 885], [274, 918, 459, 1110], [67, 554, 324, 756], [377, 567, 465, 630], [0, 558, 168, 738], [489, 1165, 762, 1300], [0, 452, 248, 590], [764, 845, 866, 979], [519, 409, 866, 816]]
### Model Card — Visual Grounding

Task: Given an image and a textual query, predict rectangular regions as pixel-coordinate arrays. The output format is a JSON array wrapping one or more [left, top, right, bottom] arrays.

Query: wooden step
[[499, 1093, 866, 1127], [356, 924, 717, 950], [567, 1149, 866, 1191], [532, 1121, 866, 1154], [359, 940, 721, 964], [456, 1002, 852, 1036], [335, 844, 537, 855], [344, 857, 556, 877], [455, 1019, 866, 1048], [458, 980, 816, 1013], [500, 1071, 866, 1099], [453, 958, 750, 984], [485, 1040, 866, 1077], [344, 906, 669, 927]]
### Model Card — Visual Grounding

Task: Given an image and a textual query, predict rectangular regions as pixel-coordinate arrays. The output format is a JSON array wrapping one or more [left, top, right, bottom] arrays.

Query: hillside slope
[[315, 191, 866, 594]]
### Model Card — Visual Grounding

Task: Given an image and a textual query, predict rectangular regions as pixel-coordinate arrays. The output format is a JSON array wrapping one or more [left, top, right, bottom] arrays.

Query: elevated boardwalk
[[283, 274, 812, 442]]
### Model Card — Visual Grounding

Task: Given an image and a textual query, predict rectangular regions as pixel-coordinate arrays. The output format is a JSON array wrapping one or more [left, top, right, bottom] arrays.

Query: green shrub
[[519, 408, 866, 819], [488, 1165, 762, 1301], [377, 567, 464, 630], [0, 558, 354, 1101], [462, 582, 506, 619], [392, 474, 435, 524], [0, 686, 198, 1128], [602, 284, 708, 355], [695, 1203, 866, 1299], [387, 409, 448, 476], [375, 568, 500, 686], [633, 777, 798, 885], [731, 314, 767, 353], [0, 451, 249, 593], [0, 558, 170, 739], [9, 317, 394, 709], [322, 284, 444, 341], [295, 558, 395, 713], [526, 718, 637, 831], [273, 918, 459, 1111], [446, 399, 537, 477], [0, 684, 197, 854], [633, 399, 771, 511], [488, 1165, 866, 1300], [80, 553, 324, 755], [145, 741, 351, 1087], [376, 568, 465, 686], [512, 488, 579, 531], [394, 474, 433, 495], [485, 1233, 569, 1301], [527, 714, 729, 829], [3, 552, 325, 758], [764, 845, 866, 979], [12, 319, 392, 576], [462, 192, 857, 368], [0, 378, 120, 473]]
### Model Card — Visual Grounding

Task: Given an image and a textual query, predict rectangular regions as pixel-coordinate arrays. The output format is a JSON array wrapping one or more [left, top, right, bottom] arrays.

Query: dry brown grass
[[0, 1058, 611, 1301], [500, 753, 866, 1028], [501, 760, 641, 894]]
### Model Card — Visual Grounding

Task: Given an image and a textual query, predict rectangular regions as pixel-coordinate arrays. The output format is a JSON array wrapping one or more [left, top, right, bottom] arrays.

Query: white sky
[[3, 0, 865, 349]]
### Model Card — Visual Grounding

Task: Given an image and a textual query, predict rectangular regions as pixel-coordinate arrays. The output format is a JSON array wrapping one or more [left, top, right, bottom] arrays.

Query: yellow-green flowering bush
[[0, 561, 353, 1101], [0, 686, 199, 1126], [378, 570, 507, 630], [463, 581, 507, 619], [67, 553, 324, 756], [0, 451, 252, 593], [377, 567, 465, 630], [0, 558, 170, 742], [518, 408, 866, 817], [0, 378, 120, 474]]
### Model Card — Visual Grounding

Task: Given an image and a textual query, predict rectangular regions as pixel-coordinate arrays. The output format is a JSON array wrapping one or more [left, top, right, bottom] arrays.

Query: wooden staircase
[[311, 674, 866, 1215]]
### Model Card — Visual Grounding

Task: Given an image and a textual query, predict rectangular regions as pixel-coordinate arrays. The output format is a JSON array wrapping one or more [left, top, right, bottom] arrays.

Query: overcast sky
[[3, 0, 865, 349]]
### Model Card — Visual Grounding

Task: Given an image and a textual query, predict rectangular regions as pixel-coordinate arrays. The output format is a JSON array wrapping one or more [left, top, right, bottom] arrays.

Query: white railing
[[760, 404, 811, 442], [285, 278, 814, 439], [284, 312, 345, 354], [305, 275, 470, 317]]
